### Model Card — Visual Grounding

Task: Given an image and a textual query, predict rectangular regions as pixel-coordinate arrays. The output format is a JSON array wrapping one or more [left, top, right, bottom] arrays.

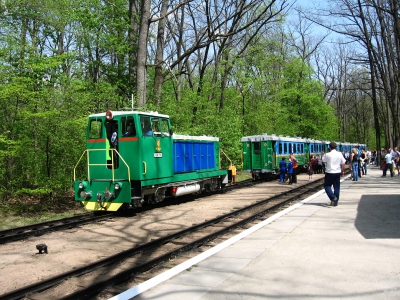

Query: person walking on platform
[[350, 148, 359, 181], [360, 149, 368, 176], [322, 142, 346, 206], [382, 149, 394, 177]]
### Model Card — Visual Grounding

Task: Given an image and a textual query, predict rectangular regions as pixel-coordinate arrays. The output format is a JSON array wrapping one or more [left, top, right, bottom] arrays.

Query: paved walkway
[[110, 165, 400, 300]]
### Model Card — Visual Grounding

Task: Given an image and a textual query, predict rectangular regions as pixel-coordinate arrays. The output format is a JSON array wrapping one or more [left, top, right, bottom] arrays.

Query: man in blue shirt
[[287, 159, 294, 185], [279, 157, 287, 183]]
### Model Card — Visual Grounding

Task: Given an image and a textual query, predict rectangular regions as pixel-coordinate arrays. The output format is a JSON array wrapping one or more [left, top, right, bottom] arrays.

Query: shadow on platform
[[356, 194, 400, 239]]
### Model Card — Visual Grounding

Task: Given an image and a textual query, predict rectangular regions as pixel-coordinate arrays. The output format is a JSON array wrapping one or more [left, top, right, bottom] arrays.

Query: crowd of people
[[278, 154, 299, 184], [380, 147, 400, 177], [346, 147, 370, 181], [277, 145, 400, 207], [345, 147, 400, 179], [278, 142, 346, 206], [278, 147, 381, 183], [279, 153, 326, 184]]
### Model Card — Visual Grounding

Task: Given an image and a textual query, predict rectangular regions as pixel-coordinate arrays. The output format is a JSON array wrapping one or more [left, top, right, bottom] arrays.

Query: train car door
[[264, 140, 274, 169], [242, 141, 251, 171], [251, 141, 262, 170], [271, 141, 277, 169], [304, 142, 310, 160]]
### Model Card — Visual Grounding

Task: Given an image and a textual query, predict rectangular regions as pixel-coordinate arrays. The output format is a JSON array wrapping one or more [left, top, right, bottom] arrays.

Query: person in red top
[[290, 154, 298, 183], [308, 156, 315, 181]]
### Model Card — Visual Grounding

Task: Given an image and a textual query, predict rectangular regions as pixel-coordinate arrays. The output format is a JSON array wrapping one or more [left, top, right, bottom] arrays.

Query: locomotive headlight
[[78, 182, 88, 189], [80, 191, 92, 198], [114, 182, 123, 190]]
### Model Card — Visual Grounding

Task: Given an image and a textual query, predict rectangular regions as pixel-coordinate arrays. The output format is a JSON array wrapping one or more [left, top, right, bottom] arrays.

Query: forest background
[[0, 0, 399, 209]]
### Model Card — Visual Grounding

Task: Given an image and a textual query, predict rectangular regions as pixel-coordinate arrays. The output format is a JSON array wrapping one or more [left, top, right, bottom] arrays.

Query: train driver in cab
[[142, 119, 152, 136], [145, 123, 159, 136], [145, 126, 153, 136], [124, 125, 134, 136]]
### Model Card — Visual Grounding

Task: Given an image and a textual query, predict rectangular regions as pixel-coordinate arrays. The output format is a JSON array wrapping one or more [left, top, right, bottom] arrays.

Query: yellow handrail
[[73, 149, 130, 181], [220, 148, 232, 166]]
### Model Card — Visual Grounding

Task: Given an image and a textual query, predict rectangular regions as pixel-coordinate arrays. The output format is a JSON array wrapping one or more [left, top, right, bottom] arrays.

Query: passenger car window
[[254, 142, 261, 154]]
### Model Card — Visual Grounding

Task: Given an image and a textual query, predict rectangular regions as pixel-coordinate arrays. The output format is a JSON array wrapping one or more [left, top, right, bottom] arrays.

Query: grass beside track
[[0, 210, 87, 230]]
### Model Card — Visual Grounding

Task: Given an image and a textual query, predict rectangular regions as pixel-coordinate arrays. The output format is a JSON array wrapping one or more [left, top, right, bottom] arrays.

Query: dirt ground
[[0, 172, 325, 296]]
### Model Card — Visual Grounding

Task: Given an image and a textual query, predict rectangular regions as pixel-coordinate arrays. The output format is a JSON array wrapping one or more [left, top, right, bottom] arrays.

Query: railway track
[[0, 213, 113, 244], [0, 177, 328, 300], [0, 178, 256, 245]]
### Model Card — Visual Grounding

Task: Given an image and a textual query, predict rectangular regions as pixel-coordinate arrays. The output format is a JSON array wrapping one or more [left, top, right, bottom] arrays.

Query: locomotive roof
[[89, 110, 170, 118]]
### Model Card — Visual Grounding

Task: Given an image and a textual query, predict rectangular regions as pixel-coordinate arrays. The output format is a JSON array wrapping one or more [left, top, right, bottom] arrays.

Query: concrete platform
[[110, 166, 400, 300]]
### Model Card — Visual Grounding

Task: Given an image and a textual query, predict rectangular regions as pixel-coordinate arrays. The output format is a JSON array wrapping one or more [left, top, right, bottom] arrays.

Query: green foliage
[[0, 0, 342, 208], [15, 188, 53, 196]]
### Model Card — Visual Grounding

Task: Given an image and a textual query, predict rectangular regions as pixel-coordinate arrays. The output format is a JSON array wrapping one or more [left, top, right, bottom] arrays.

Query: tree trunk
[[357, 0, 381, 157], [154, 0, 168, 107], [129, 0, 140, 90], [136, 0, 151, 107]]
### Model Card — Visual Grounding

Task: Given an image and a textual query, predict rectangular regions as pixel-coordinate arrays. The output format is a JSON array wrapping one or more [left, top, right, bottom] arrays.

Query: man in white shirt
[[322, 142, 346, 206], [383, 148, 394, 177]]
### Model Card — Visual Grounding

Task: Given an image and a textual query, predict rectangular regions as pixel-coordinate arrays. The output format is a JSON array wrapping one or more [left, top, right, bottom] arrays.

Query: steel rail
[[0, 213, 112, 244]]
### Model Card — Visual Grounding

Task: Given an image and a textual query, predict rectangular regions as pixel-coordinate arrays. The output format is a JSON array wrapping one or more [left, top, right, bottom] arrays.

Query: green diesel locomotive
[[74, 110, 228, 211]]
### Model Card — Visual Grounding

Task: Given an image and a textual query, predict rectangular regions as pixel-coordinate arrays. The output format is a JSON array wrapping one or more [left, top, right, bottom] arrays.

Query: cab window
[[161, 119, 170, 136], [140, 116, 152, 136], [89, 119, 102, 139], [151, 118, 161, 136], [122, 116, 136, 136]]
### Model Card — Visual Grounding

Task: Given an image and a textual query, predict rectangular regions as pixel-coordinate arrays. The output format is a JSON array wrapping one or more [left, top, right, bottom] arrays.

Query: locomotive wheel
[[146, 194, 156, 204], [155, 189, 166, 202]]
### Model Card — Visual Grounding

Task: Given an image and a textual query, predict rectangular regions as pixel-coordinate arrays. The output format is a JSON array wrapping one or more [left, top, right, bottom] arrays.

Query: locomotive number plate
[[154, 153, 163, 158]]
